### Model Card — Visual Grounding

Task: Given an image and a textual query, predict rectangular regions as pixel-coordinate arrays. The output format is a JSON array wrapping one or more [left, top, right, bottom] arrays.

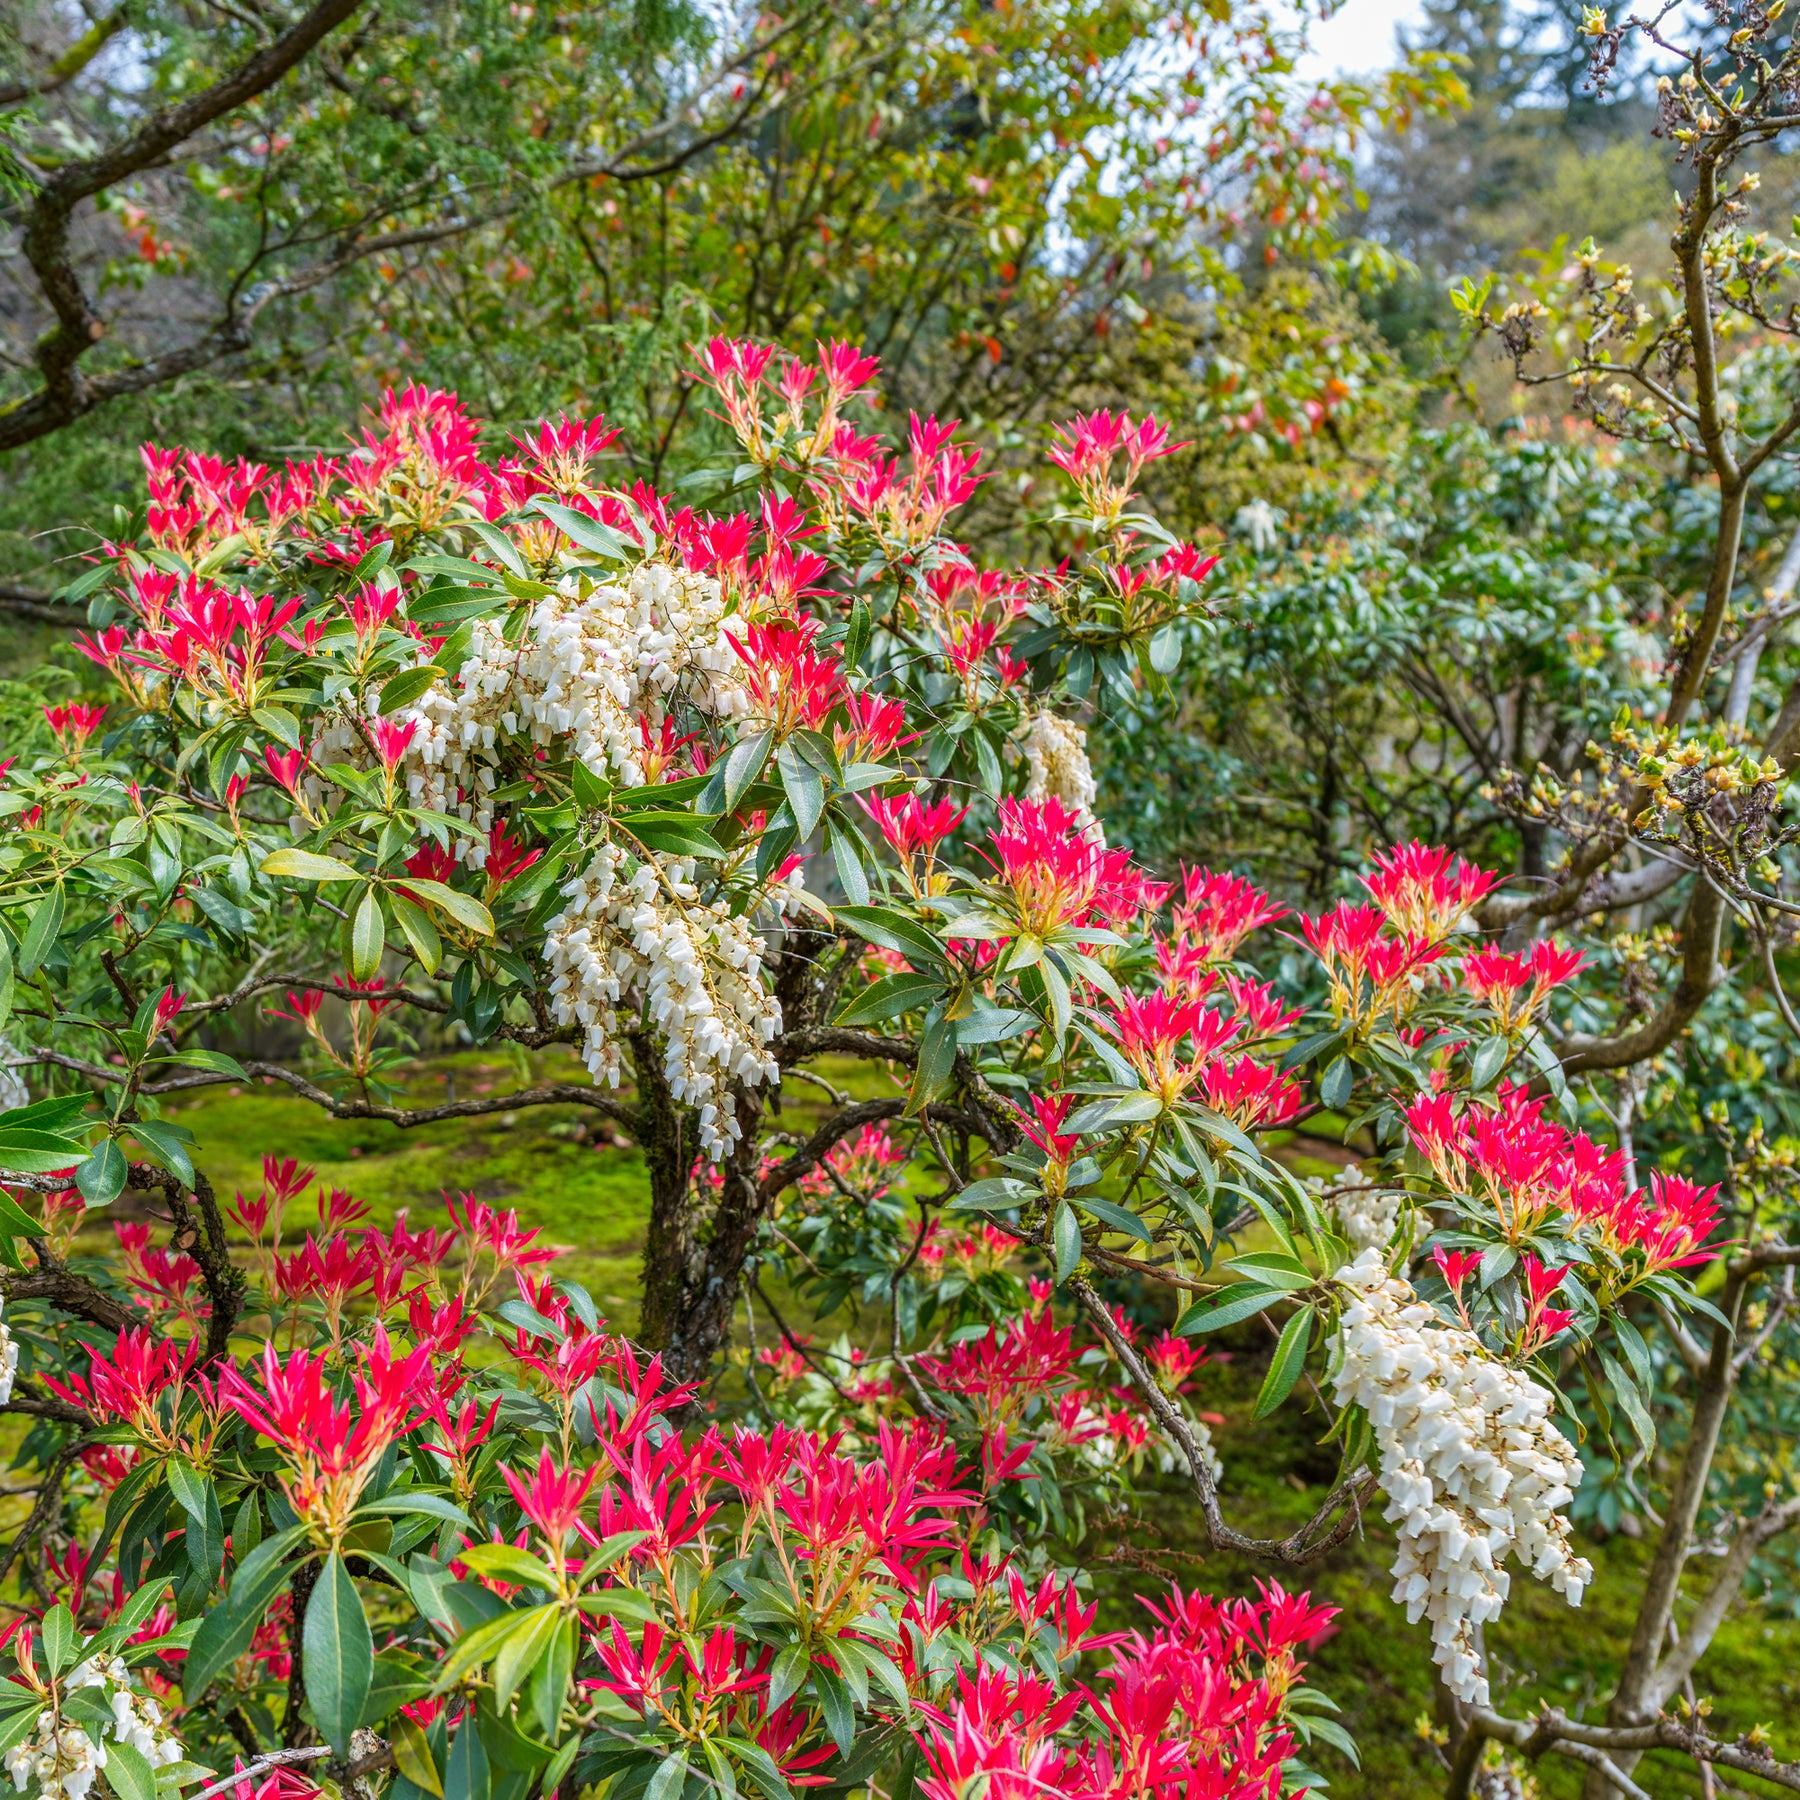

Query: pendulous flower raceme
[[543, 842, 801, 1158], [1330, 1249, 1592, 1705]]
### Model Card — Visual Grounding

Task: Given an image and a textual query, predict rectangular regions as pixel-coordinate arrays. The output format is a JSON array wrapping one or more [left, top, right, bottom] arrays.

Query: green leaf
[[573, 1587, 660, 1624], [0, 1095, 87, 1134], [397, 878, 495, 937], [304, 1551, 374, 1755], [949, 1176, 1031, 1213], [617, 813, 727, 861], [539, 1736, 579, 1800], [1074, 1195, 1154, 1245], [379, 665, 443, 714], [435, 1609, 545, 1691], [1318, 1056, 1353, 1111], [768, 1644, 810, 1714], [1223, 1251, 1312, 1291], [1175, 1283, 1284, 1336], [1469, 1036, 1509, 1091], [811, 1664, 854, 1756], [261, 848, 362, 883], [906, 1016, 958, 1114], [390, 894, 443, 975], [130, 1120, 195, 1189], [826, 821, 870, 906], [700, 1740, 739, 1800], [830, 1637, 909, 1712], [531, 500, 633, 562], [181, 1527, 308, 1697], [1254, 1305, 1315, 1419], [106, 1738, 159, 1800], [464, 520, 530, 580], [0, 1129, 87, 1177], [644, 1752, 689, 1800], [356, 1648, 433, 1720], [442, 1715, 490, 1800], [1297, 1714, 1361, 1767], [16, 885, 64, 979], [1598, 1348, 1655, 1454], [252, 704, 302, 749], [41, 1604, 75, 1676], [1052, 1200, 1082, 1284], [776, 744, 826, 839], [164, 1460, 211, 1526], [492, 1603, 563, 1712], [185, 1480, 225, 1587], [726, 1737, 793, 1800], [394, 1718, 445, 1799], [356, 1492, 473, 1527], [834, 906, 947, 969], [113, 1580, 174, 1640], [530, 1616, 575, 1739], [75, 1137, 127, 1206], [843, 597, 872, 670], [454, 1545, 558, 1592], [834, 972, 942, 1026], [158, 1048, 249, 1079], [720, 730, 774, 811], [349, 887, 386, 980]]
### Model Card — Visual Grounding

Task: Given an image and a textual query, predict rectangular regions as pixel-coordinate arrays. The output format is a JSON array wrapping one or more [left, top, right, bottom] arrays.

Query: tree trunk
[[1583, 1274, 1748, 1795], [647, 1098, 772, 1386], [632, 926, 836, 1385], [630, 1030, 699, 1364]]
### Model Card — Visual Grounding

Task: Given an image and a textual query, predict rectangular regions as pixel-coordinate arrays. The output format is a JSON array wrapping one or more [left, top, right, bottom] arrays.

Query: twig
[[750, 1279, 855, 1406], [890, 1200, 946, 1422], [188, 1749, 333, 1800], [1069, 1273, 1374, 1565], [0, 1438, 88, 1590]]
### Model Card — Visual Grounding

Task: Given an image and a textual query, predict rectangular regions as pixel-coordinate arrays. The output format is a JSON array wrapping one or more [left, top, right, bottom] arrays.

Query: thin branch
[[188, 1750, 334, 1800], [1068, 1274, 1373, 1566], [27, 1049, 641, 1132], [0, 1437, 88, 1591], [1460, 1703, 1800, 1796]]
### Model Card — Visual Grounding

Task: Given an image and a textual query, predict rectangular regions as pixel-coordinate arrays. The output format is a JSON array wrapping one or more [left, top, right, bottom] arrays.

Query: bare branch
[[0, 6, 131, 110], [1559, 882, 1725, 1072], [1069, 1273, 1374, 1565], [2, 0, 370, 450]]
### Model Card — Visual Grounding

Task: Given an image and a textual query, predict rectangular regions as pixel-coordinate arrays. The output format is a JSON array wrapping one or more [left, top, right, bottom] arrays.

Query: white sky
[[1297, 0, 1430, 78]]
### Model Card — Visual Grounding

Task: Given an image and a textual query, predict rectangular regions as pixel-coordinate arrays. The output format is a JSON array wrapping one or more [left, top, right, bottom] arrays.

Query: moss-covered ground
[[107, 1057, 1800, 1799]]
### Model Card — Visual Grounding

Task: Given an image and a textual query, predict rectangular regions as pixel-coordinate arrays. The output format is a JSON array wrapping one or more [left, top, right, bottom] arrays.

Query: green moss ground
[[105, 1062, 1800, 1798]]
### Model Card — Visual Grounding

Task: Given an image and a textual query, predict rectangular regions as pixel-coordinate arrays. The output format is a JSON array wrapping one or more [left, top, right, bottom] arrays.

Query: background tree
[[0, 0, 1451, 600]]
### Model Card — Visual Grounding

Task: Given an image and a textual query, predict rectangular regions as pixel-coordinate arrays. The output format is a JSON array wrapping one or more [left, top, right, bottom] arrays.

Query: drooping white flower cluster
[[5, 1655, 182, 1800], [1320, 1163, 1408, 1255], [4, 1718, 104, 1800], [1019, 710, 1096, 822], [1330, 1248, 1591, 1705], [544, 842, 804, 1159], [305, 563, 750, 857], [0, 1296, 17, 1407]]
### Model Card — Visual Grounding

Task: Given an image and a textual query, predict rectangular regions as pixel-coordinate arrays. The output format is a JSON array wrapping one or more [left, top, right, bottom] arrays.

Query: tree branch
[[1, 1262, 137, 1335], [1558, 881, 1726, 1072], [2, 0, 370, 450], [1069, 1274, 1375, 1565]]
